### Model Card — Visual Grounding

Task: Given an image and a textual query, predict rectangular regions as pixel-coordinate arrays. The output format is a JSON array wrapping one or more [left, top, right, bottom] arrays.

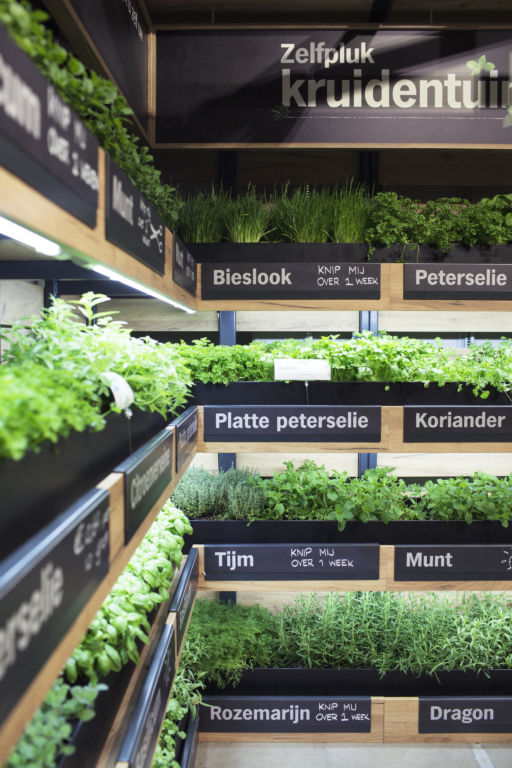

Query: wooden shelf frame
[[196, 544, 512, 593], [197, 405, 512, 454], [195, 262, 512, 312], [197, 696, 512, 744], [0, 157, 196, 312]]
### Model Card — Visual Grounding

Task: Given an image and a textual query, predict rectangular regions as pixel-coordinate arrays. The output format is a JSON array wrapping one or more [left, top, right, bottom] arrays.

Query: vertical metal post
[[43, 279, 59, 309], [217, 309, 237, 604], [357, 310, 379, 477]]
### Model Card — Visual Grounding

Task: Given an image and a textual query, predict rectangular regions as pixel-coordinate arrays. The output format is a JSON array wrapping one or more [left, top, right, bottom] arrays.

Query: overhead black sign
[[404, 406, 512, 443], [203, 406, 381, 442], [173, 237, 197, 296], [419, 697, 512, 733], [0, 26, 98, 226], [201, 696, 371, 732], [65, 0, 148, 126], [175, 407, 199, 472], [395, 545, 512, 581], [156, 30, 512, 147], [0, 488, 109, 727], [404, 264, 512, 301], [204, 544, 379, 580], [170, 548, 198, 651], [117, 622, 176, 768], [105, 156, 165, 274], [201, 262, 380, 300], [116, 429, 173, 542]]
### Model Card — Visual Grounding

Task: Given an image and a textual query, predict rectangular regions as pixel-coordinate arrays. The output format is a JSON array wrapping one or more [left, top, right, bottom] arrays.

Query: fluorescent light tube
[[0, 216, 61, 257], [92, 264, 195, 313]]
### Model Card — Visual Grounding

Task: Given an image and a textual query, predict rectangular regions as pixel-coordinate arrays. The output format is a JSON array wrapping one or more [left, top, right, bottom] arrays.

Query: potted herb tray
[[1, 407, 167, 561], [183, 519, 510, 550], [190, 381, 510, 406], [203, 667, 512, 698], [188, 242, 512, 265]]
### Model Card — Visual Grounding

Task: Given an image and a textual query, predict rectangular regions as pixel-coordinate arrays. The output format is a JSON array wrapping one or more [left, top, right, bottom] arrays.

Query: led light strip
[[92, 264, 195, 313]]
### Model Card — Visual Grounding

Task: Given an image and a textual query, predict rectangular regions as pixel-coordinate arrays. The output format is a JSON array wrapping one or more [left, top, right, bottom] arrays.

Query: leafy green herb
[[0, 294, 191, 460], [5, 678, 106, 768], [187, 592, 512, 681], [171, 467, 266, 520], [0, 0, 181, 224], [152, 637, 207, 768], [65, 503, 192, 683]]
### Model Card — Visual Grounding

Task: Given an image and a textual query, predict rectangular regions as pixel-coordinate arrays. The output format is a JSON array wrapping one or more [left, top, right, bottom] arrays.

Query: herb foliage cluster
[[172, 462, 512, 528], [187, 592, 512, 685], [0, 294, 191, 460], [175, 333, 512, 399], [176, 185, 512, 251]]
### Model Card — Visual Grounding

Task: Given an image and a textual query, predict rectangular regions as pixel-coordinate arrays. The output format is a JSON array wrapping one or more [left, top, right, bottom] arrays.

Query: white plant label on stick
[[274, 359, 331, 381]]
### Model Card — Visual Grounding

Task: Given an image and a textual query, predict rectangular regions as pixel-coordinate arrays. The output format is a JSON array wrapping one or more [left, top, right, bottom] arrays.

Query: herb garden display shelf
[[0, 409, 197, 766], [198, 669, 512, 744], [193, 243, 512, 311]]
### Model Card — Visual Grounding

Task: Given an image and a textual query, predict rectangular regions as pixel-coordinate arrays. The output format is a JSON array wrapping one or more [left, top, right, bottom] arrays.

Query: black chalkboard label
[[204, 544, 379, 580], [0, 488, 109, 727], [200, 696, 371, 732], [173, 237, 197, 296], [169, 549, 198, 651], [116, 429, 173, 543], [419, 697, 512, 733], [202, 262, 380, 300], [404, 406, 512, 443], [404, 264, 512, 301], [105, 156, 165, 274], [0, 26, 98, 226], [395, 545, 512, 581], [203, 406, 381, 442], [117, 622, 176, 768], [175, 407, 199, 472]]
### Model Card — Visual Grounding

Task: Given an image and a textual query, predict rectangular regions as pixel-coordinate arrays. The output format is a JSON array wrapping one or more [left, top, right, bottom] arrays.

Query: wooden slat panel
[[380, 150, 512, 187], [107, 299, 216, 331], [380, 310, 512, 333], [237, 149, 359, 187], [236, 452, 358, 475], [378, 453, 512, 476], [236, 310, 359, 332]]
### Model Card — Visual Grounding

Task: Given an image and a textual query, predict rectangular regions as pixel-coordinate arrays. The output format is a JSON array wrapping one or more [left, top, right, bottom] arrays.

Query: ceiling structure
[[142, 0, 512, 26]]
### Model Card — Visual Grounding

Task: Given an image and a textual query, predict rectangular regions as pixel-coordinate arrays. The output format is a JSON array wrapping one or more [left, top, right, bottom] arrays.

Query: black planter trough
[[203, 667, 512, 698], [188, 242, 512, 265], [1, 408, 168, 561], [190, 381, 510, 407], [183, 520, 509, 553]]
